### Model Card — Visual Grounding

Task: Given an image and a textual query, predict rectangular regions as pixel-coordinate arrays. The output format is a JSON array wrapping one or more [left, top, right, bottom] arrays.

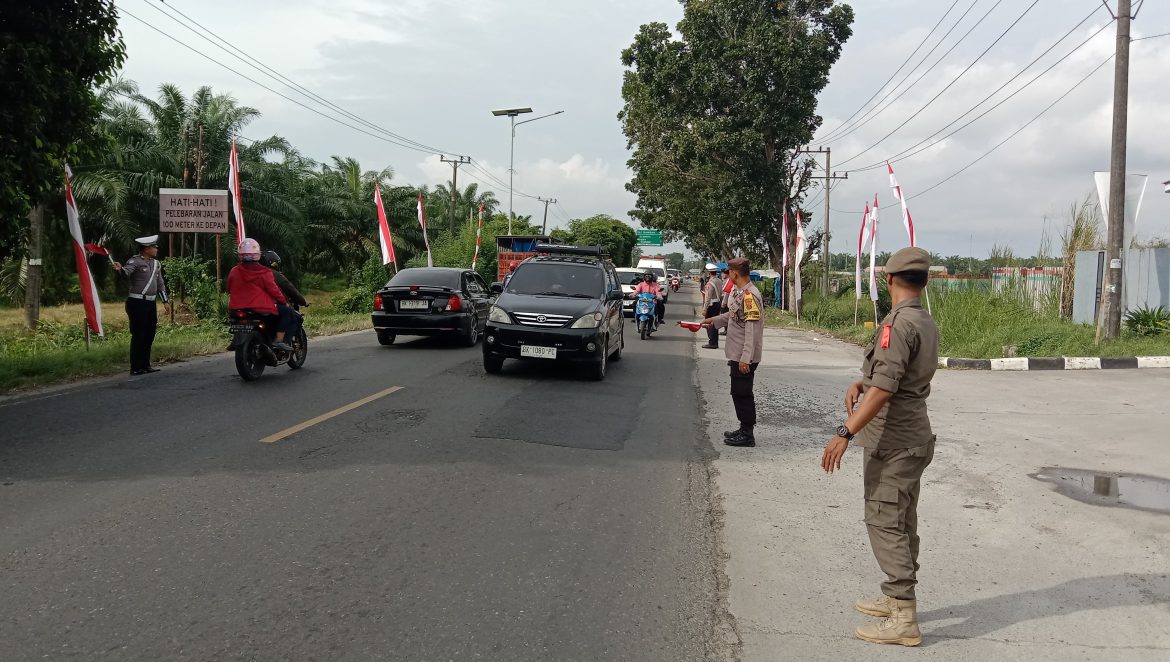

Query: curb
[[939, 356, 1170, 371]]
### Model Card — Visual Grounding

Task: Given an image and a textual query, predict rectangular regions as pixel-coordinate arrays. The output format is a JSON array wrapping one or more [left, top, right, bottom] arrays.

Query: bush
[[1124, 305, 1170, 337], [301, 272, 327, 291], [332, 286, 374, 314]]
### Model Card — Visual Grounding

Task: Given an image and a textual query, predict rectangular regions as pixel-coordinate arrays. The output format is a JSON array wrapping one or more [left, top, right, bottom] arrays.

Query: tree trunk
[[23, 203, 45, 330]]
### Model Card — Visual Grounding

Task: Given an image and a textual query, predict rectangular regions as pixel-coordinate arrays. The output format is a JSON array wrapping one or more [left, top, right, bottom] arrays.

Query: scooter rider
[[260, 250, 308, 308], [634, 271, 665, 329], [227, 239, 292, 351]]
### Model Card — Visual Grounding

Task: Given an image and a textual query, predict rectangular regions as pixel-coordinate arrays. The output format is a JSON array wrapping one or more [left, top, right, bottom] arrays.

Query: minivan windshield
[[507, 263, 604, 298]]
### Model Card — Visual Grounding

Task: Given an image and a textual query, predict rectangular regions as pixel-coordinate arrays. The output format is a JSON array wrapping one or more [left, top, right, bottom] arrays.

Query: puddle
[[1031, 468, 1170, 515]]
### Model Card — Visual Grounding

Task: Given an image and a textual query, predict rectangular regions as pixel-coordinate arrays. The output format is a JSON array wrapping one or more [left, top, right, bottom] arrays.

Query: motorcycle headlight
[[571, 312, 604, 329], [488, 305, 512, 324]]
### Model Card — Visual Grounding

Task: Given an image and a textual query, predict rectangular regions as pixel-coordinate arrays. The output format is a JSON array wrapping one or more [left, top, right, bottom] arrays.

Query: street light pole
[[492, 108, 564, 235]]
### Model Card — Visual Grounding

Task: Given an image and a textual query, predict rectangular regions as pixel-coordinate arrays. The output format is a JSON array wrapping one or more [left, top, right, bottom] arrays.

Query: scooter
[[670, 277, 680, 292], [635, 292, 658, 340], [227, 305, 308, 381]]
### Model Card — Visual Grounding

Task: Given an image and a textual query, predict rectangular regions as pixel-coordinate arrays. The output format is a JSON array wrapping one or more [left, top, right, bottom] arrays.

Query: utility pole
[[798, 146, 848, 292], [1098, 0, 1133, 342], [537, 196, 556, 235], [22, 204, 44, 330], [440, 155, 470, 236]]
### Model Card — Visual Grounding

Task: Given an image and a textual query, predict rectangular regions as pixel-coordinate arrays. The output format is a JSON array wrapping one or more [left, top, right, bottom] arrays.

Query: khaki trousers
[[862, 439, 935, 600]]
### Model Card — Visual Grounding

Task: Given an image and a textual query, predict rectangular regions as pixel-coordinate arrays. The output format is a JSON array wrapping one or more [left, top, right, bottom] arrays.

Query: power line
[[905, 54, 1113, 202], [134, 0, 459, 157], [813, 0, 962, 145], [1133, 31, 1170, 41], [814, 0, 985, 144], [848, 9, 1110, 173], [835, 0, 1043, 168]]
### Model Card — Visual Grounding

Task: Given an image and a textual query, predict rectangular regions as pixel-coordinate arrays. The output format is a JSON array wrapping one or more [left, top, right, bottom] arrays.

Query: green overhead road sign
[[636, 229, 662, 246]]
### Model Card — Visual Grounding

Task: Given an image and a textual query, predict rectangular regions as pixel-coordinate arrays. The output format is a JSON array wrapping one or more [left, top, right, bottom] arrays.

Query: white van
[[635, 258, 669, 302]]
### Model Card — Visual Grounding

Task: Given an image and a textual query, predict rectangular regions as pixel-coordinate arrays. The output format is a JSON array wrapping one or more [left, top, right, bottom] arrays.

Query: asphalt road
[[0, 285, 726, 661]]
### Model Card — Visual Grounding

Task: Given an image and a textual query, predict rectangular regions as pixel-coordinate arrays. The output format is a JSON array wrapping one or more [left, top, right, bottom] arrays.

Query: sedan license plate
[[398, 299, 429, 310], [520, 345, 557, 359]]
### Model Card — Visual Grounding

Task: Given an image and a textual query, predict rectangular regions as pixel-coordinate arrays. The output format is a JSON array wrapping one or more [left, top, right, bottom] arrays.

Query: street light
[[491, 107, 564, 234]]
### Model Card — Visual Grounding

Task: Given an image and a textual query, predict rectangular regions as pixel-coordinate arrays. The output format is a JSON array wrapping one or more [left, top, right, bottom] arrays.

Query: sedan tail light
[[373, 293, 383, 311], [444, 295, 463, 312]]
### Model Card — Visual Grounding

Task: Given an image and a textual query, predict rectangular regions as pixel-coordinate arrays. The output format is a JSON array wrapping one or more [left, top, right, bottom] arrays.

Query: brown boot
[[855, 598, 922, 647], [854, 594, 893, 617]]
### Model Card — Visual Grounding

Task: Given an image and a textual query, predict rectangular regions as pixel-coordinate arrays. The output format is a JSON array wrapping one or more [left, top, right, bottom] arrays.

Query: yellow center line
[[260, 386, 404, 444]]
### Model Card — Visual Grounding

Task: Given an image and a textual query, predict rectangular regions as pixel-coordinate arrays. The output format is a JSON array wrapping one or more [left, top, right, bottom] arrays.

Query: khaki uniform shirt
[[703, 276, 724, 309], [856, 297, 938, 449], [712, 282, 764, 364], [120, 255, 169, 302]]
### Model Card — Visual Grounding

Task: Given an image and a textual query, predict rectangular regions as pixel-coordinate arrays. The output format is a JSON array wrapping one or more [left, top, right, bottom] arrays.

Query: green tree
[[665, 252, 685, 270], [563, 215, 639, 267], [620, 0, 854, 285]]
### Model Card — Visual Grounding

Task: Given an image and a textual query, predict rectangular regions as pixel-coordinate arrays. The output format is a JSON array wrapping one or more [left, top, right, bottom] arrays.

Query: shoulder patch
[[743, 292, 761, 321]]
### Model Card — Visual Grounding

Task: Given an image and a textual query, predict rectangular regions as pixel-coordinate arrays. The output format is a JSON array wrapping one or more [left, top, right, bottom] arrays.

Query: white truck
[[635, 257, 669, 302]]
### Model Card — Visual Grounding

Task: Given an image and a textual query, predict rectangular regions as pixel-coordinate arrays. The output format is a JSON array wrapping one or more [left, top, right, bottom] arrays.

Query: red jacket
[[228, 262, 287, 314]]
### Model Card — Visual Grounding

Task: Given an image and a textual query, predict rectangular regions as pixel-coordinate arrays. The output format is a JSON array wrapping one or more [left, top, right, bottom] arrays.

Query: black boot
[[724, 429, 756, 447], [723, 428, 743, 439]]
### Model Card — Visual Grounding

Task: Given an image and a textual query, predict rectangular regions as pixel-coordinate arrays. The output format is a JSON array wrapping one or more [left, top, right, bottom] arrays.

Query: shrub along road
[[0, 290, 729, 661]]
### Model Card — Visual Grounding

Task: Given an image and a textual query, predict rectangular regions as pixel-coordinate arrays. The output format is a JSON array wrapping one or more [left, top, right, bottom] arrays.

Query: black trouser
[[126, 298, 158, 371], [706, 303, 721, 346], [728, 360, 759, 431]]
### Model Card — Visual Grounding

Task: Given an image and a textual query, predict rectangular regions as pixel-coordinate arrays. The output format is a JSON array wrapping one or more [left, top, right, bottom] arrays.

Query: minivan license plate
[[520, 345, 556, 359]]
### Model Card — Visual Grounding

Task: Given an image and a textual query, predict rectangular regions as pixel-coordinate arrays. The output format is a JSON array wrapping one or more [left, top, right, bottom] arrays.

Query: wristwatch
[[836, 424, 854, 441]]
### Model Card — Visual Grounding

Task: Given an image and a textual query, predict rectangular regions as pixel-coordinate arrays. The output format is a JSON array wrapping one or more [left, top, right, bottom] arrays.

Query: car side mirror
[[490, 282, 503, 294], [608, 290, 625, 302]]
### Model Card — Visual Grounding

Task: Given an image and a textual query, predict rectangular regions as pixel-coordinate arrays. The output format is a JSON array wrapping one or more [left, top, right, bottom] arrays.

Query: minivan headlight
[[488, 306, 512, 324], [571, 312, 604, 328]]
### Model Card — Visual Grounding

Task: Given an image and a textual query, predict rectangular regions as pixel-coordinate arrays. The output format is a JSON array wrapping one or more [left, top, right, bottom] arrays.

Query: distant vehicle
[[483, 244, 625, 380], [496, 235, 560, 283], [615, 267, 643, 316], [636, 257, 669, 302], [371, 267, 493, 347]]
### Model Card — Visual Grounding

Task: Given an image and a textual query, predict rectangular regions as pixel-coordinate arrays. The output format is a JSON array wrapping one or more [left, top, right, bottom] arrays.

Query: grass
[[766, 287, 1170, 359], [0, 287, 369, 393]]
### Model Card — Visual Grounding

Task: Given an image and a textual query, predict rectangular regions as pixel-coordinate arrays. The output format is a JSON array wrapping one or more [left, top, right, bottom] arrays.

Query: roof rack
[[534, 244, 609, 257]]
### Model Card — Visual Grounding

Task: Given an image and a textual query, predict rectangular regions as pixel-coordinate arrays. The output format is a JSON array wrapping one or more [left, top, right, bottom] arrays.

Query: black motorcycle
[[228, 305, 308, 381]]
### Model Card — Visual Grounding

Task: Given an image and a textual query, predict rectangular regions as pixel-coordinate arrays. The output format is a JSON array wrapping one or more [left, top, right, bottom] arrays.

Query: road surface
[[0, 285, 729, 661]]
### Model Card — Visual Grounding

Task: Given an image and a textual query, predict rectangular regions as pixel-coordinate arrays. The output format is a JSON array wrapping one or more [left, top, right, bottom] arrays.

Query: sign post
[[636, 229, 663, 246], [159, 188, 230, 289]]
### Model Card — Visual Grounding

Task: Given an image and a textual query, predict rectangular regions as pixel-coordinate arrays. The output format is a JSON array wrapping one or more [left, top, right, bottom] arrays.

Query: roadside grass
[[766, 288, 1170, 359], [0, 288, 368, 393]]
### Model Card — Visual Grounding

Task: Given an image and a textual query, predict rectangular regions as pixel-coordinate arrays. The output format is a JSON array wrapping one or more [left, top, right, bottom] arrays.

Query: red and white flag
[[856, 203, 869, 301], [794, 211, 807, 302], [472, 203, 485, 271], [781, 204, 790, 270], [887, 162, 916, 246], [417, 191, 432, 267], [868, 195, 880, 303], [228, 140, 246, 243], [374, 182, 396, 267], [64, 165, 103, 336]]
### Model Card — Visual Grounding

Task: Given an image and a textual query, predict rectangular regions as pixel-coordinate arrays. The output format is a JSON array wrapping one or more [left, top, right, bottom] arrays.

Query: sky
[[113, 0, 1170, 260]]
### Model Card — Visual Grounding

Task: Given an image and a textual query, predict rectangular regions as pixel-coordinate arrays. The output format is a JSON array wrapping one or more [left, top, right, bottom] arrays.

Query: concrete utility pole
[[798, 146, 848, 292], [440, 155, 470, 235], [1098, 0, 1133, 342], [537, 196, 556, 235], [22, 204, 44, 330]]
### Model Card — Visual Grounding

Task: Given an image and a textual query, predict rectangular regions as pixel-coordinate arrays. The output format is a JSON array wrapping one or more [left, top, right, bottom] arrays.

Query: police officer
[[701, 257, 763, 447], [113, 235, 170, 375], [820, 246, 939, 647], [700, 263, 723, 350]]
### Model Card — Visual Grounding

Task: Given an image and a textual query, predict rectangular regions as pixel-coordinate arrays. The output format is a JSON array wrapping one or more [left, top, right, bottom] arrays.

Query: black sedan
[[371, 268, 493, 346]]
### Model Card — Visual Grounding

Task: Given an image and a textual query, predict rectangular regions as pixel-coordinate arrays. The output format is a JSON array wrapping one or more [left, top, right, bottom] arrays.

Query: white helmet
[[705, 262, 718, 272]]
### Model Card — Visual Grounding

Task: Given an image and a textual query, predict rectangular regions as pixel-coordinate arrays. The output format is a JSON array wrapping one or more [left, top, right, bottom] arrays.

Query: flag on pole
[[64, 165, 103, 337], [887, 162, 916, 246], [781, 204, 790, 270], [417, 191, 433, 267], [228, 140, 246, 244], [85, 243, 109, 256], [868, 195, 880, 303], [856, 203, 869, 300], [794, 211, 807, 303], [472, 204, 485, 271], [374, 182, 396, 267]]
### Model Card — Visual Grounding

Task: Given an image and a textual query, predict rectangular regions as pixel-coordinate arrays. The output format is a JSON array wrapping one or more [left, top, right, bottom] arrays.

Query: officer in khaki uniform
[[820, 246, 939, 647], [112, 235, 170, 375], [702, 257, 764, 447]]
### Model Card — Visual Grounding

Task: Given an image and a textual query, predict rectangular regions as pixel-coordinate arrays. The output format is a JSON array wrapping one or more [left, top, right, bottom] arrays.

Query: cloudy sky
[[115, 0, 1169, 259]]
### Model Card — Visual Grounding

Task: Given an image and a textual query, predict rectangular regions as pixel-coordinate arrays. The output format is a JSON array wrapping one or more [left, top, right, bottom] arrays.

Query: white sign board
[[159, 188, 230, 233]]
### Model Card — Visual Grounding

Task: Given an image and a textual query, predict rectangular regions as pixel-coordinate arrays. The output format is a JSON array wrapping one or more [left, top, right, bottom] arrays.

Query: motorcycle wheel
[[287, 327, 308, 369], [640, 319, 648, 340], [235, 333, 266, 381]]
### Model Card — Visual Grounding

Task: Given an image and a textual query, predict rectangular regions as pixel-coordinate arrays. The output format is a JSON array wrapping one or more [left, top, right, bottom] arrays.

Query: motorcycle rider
[[227, 239, 292, 351], [634, 271, 665, 329], [260, 250, 308, 308]]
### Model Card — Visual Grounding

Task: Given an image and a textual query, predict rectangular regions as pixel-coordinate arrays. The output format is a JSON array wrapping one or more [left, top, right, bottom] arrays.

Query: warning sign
[[158, 188, 230, 233]]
